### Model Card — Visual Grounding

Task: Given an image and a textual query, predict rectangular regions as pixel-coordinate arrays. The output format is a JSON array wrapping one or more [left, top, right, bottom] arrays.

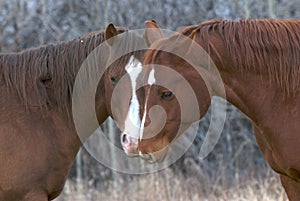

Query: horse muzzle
[[138, 152, 157, 163], [138, 146, 170, 163], [120, 132, 139, 157]]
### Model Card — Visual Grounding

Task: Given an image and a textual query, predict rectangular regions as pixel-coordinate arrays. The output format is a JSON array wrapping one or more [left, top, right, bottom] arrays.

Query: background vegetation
[[1, 0, 299, 200]]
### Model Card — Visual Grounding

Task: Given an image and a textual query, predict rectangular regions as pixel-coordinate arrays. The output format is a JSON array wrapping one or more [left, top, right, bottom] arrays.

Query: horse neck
[[208, 35, 286, 125], [204, 19, 300, 124], [0, 34, 108, 126]]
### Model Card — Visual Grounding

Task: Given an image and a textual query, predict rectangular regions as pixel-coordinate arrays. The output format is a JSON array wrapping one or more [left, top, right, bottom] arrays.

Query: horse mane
[[145, 18, 300, 96], [0, 28, 126, 116], [190, 18, 300, 96]]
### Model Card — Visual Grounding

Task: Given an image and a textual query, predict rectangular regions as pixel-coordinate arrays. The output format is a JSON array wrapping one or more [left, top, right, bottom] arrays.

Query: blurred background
[[1, 0, 299, 200]]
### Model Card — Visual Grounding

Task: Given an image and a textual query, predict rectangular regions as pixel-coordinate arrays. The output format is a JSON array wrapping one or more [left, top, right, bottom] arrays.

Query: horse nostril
[[121, 133, 129, 146]]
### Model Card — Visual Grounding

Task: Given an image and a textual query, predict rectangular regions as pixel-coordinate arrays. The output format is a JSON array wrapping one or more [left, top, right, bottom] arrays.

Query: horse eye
[[110, 76, 118, 84], [160, 91, 173, 100]]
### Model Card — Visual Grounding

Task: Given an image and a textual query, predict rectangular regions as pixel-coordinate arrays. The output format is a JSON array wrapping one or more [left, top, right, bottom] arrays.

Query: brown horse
[[0, 23, 150, 200], [123, 19, 300, 200]]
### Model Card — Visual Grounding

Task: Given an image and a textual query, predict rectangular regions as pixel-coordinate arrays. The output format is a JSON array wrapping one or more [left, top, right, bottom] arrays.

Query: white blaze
[[139, 68, 156, 141], [124, 56, 142, 139], [148, 68, 156, 85]]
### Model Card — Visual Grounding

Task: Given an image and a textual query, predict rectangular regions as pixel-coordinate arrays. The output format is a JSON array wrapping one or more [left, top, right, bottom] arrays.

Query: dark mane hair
[[0, 28, 126, 114], [145, 18, 300, 96]]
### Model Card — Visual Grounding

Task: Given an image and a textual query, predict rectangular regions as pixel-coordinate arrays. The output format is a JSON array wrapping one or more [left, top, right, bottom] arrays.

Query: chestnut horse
[[0, 23, 150, 200], [124, 19, 300, 200]]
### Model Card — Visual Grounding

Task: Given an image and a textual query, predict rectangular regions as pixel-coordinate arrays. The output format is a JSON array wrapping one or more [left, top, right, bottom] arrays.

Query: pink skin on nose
[[121, 133, 138, 154]]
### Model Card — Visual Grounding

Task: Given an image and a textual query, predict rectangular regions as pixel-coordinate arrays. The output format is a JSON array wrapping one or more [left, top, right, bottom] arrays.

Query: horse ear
[[105, 23, 118, 46], [144, 20, 164, 46]]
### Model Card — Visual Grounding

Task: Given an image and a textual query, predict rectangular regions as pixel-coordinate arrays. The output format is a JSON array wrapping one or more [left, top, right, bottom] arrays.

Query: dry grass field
[[55, 162, 287, 201]]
